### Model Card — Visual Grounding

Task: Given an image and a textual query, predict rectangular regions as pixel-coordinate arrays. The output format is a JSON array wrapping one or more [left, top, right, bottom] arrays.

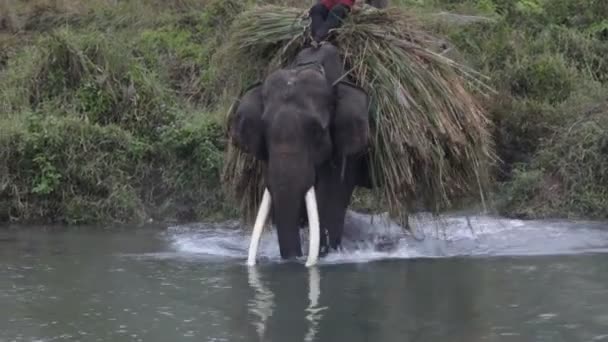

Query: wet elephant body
[[229, 43, 372, 264]]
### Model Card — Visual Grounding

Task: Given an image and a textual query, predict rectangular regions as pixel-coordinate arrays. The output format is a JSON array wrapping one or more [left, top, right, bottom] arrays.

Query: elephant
[[228, 42, 373, 266]]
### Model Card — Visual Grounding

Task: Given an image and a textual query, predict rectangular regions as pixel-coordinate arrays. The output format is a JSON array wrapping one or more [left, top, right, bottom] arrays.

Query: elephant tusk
[[247, 188, 272, 266], [304, 187, 320, 267]]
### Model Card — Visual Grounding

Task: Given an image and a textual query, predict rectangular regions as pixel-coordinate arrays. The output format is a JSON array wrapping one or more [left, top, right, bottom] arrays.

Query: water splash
[[164, 212, 608, 265]]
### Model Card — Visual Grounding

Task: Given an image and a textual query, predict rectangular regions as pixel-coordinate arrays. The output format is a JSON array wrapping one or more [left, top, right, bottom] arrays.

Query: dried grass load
[[219, 4, 497, 223]]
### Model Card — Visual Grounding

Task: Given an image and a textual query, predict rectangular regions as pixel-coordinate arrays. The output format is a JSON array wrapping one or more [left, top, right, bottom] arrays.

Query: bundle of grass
[[219, 4, 497, 223]]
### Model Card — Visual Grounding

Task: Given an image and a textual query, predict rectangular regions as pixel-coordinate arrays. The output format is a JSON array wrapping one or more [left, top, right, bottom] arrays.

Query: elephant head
[[228, 43, 370, 266]]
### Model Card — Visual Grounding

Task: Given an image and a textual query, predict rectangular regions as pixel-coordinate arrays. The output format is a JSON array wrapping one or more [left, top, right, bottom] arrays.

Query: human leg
[[309, 3, 329, 42], [314, 3, 350, 42]]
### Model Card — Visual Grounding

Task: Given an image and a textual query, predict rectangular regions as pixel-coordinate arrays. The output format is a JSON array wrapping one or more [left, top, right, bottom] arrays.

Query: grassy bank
[[411, 0, 608, 219], [0, 0, 239, 224], [1, 0, 606, 225]]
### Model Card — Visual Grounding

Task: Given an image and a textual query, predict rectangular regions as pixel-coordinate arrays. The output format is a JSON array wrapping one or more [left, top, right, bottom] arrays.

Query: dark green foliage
[[153, 115, 231, 221], [0, 0, 237, 225], [1, 113, 148, 224], [431, 0, 608, 219], [0, 109, 228, 224], [137, 0, 246, 104], [509, 54, 574, 104], [1, 0, 607, 224], [1, 29, 176, 139], [499, 99, 608, 219]]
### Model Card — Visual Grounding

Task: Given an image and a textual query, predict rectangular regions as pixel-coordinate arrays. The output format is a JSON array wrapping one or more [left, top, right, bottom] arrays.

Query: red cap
[[320, 0, 355, 9]]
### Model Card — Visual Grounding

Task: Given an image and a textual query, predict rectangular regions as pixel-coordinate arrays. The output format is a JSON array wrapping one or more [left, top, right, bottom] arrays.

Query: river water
[[2, 212, 608, 342]]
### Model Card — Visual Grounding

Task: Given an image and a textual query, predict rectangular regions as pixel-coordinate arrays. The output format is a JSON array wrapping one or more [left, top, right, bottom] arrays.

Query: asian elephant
[[228, 43, 372, 266]]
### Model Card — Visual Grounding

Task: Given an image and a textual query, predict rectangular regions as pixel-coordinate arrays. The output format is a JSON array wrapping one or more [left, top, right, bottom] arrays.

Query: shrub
[[2, 29, 177, 138], [497, 88, 608, 219], [152, 113, 230, 221], [0, 113, 148, 224], [0, 109, 229, 224]]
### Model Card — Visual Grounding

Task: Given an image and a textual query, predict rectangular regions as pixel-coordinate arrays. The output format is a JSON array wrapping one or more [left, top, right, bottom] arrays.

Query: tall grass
[[0, 0, 232, 224]]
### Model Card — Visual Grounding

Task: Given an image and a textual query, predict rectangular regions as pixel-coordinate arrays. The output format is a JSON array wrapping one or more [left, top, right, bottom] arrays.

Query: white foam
[[163, 212, 608, 265]]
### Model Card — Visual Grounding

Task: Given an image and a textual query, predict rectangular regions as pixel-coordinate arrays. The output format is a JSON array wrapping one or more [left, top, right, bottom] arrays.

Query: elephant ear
[[228, 82, 266, 160], [332, 81, 370, 156]]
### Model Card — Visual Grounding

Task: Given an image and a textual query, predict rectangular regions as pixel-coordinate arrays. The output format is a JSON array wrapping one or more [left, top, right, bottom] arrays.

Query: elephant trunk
[[246, 150, 320, 266], [271, 184, 305, 260]]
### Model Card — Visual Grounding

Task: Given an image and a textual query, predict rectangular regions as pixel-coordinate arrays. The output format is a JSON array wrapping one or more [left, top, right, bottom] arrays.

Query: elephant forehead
[[264, 103, 330, 132], [263, 75, 331, 109], [265, 68, 326, 88]]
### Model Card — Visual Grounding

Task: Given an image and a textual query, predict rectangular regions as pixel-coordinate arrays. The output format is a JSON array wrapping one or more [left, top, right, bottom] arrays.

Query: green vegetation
[[1, 0, 606, 225], [0, 0, 236, 224], [410, 0, 608, 219]]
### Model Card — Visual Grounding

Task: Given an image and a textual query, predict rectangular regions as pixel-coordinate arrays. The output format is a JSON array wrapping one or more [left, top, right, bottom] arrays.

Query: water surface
[[2, 212, 608, 341]]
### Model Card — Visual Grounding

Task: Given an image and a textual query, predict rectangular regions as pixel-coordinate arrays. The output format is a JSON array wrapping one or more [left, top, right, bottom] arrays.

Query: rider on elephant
[[309, 0, 389, 45], [309, 0, 354, 44]]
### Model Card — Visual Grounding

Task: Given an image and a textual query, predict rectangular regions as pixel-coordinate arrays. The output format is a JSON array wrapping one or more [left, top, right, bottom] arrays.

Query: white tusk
[[247, 188, 272, 266], [304, 187, 320, 267]]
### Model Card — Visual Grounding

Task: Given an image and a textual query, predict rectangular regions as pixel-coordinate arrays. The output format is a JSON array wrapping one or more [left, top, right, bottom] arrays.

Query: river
[[2, 212, 608, 341]]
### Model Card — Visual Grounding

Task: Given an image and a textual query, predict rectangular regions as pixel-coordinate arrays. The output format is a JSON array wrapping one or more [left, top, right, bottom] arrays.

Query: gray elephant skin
[[228, 43, 373, 261]]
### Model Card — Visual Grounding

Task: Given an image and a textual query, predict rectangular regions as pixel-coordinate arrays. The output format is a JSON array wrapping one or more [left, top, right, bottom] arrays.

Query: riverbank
[[1, 0, 606, 225], [419, 0, 608, 220]]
